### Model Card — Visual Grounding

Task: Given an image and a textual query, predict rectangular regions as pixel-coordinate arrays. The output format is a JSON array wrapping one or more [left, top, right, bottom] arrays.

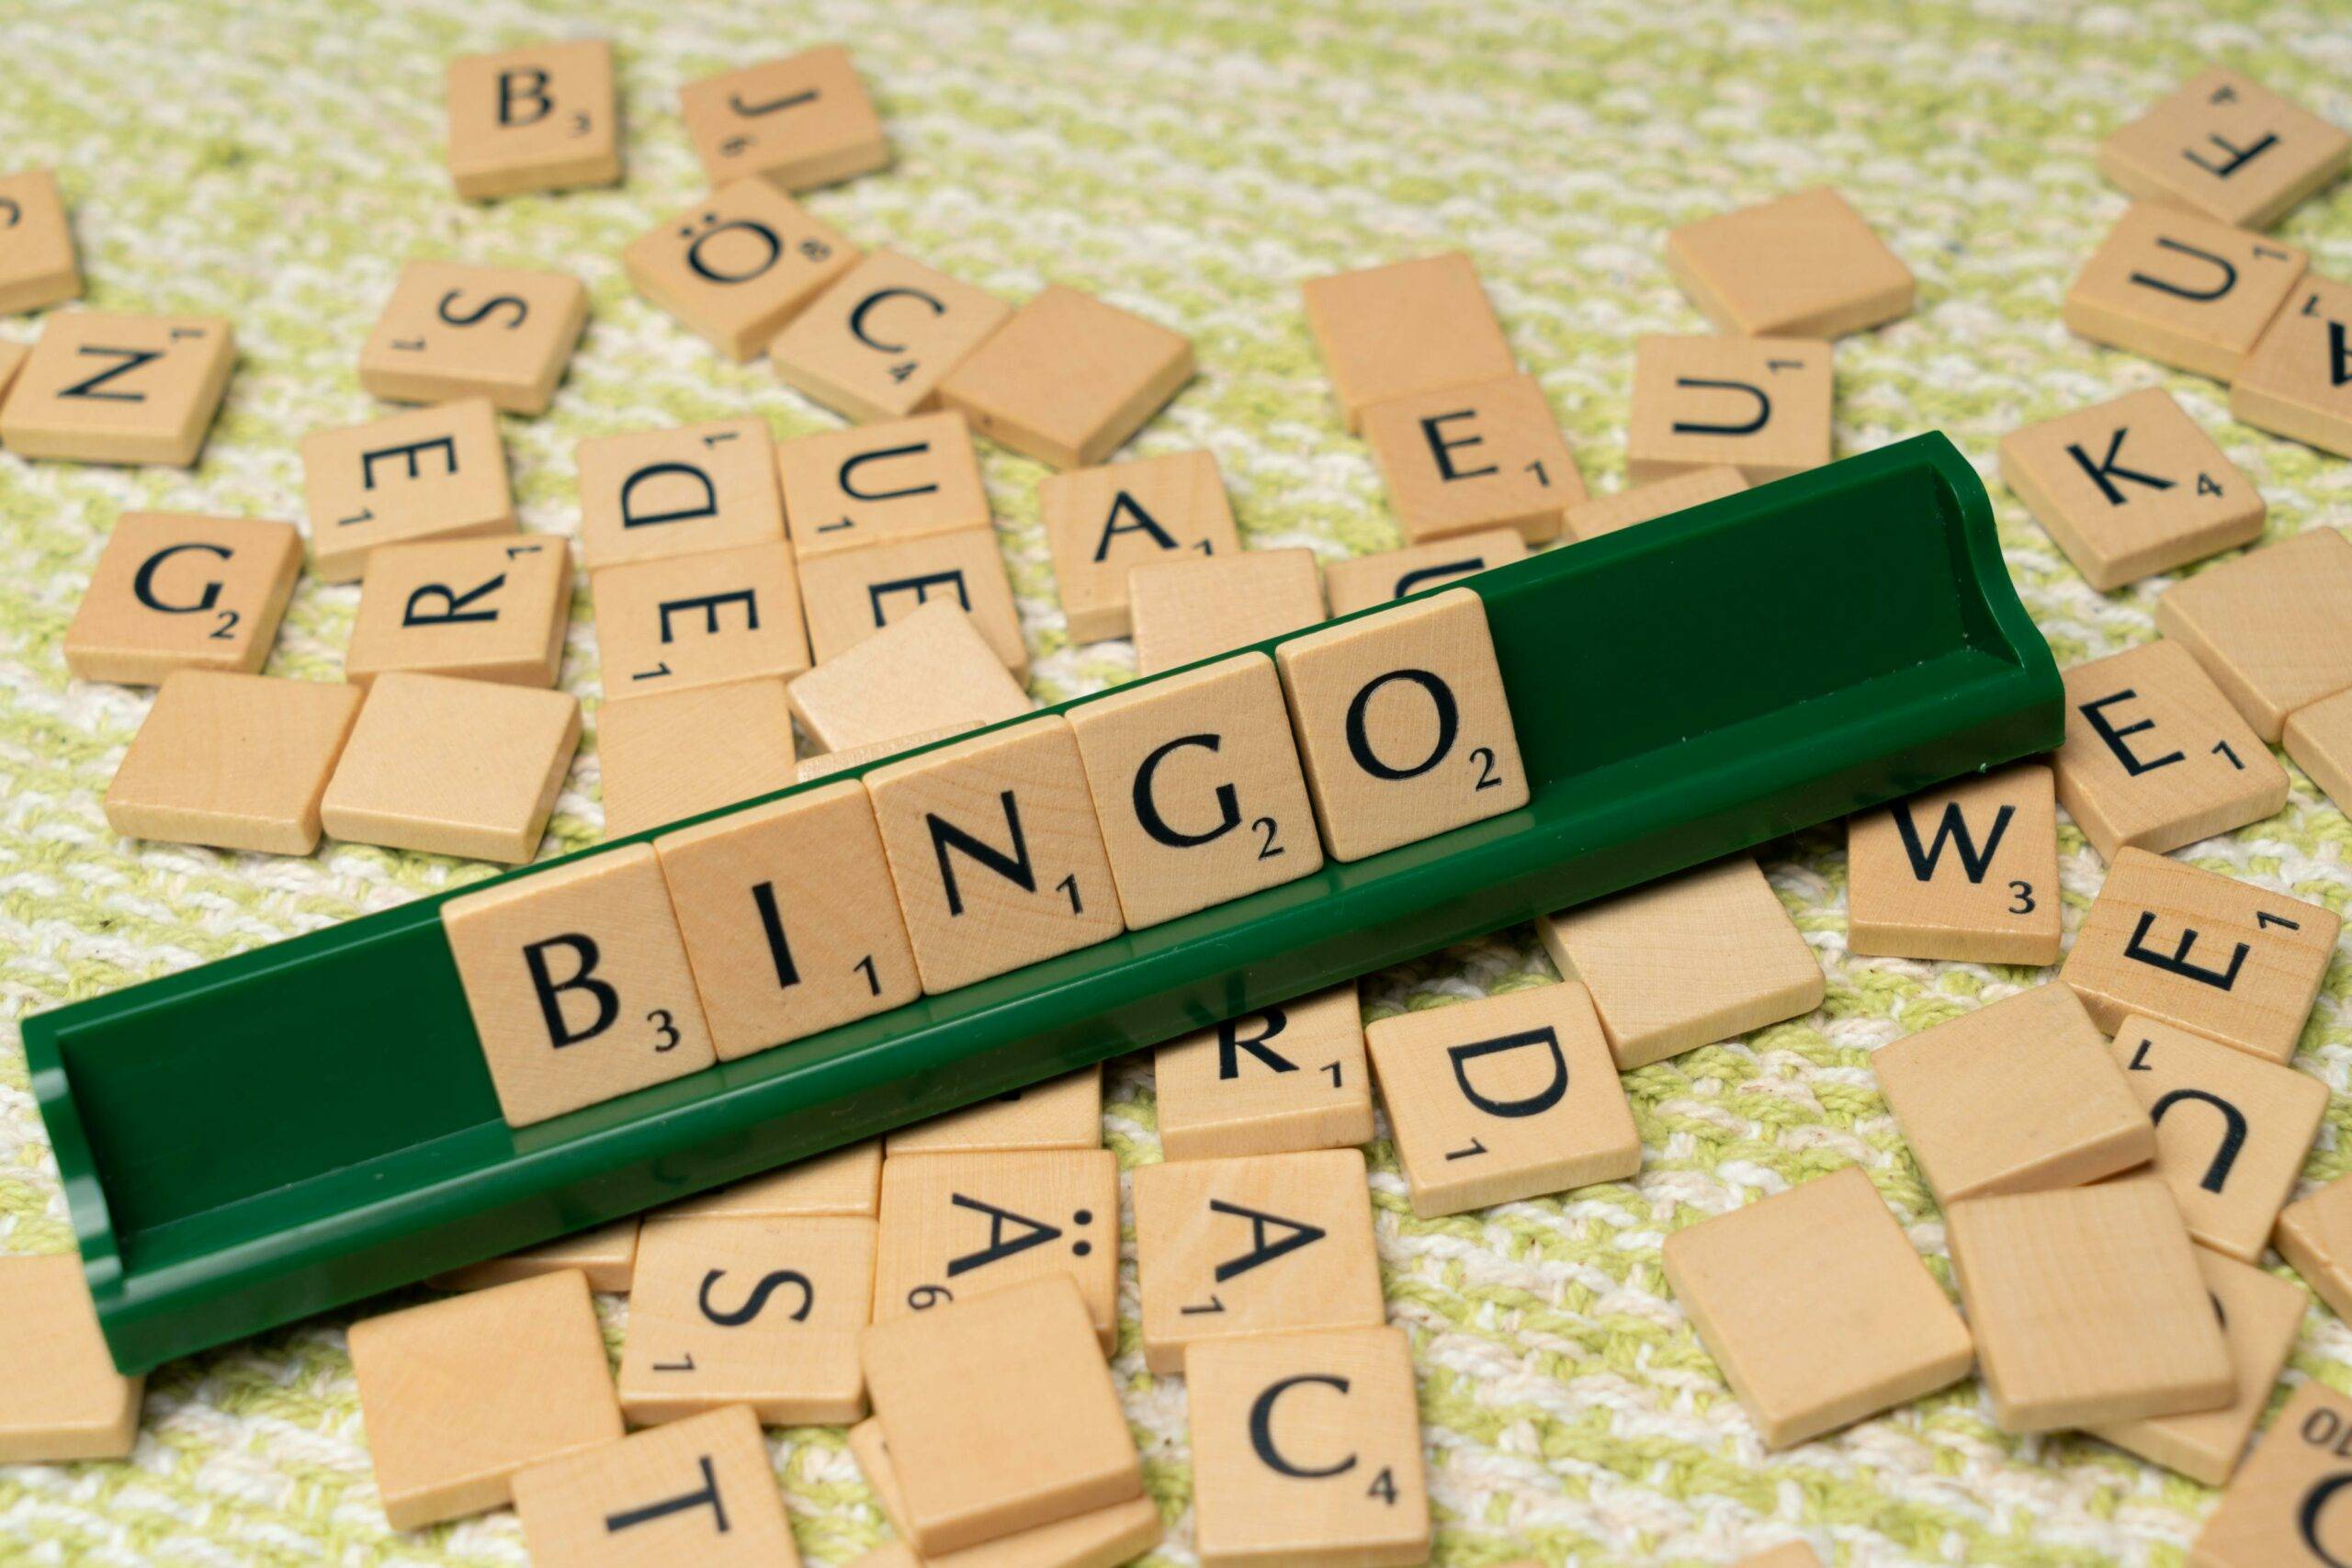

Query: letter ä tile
[[301, 400, 517, 582], [871, 1147, 1120, 1349], [575, 418, 786, 572], [513, 1404, 801, 1567]]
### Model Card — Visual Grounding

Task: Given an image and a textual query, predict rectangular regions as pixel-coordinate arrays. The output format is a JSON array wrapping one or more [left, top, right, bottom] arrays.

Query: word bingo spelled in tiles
[[105, 671, 362, 855], [1362, 372, 1584, 545], [796, 526, 1025, 675], [575, 418, 785, 570], [771, 249, 1010, 424], [662, 1140, 880, 1220], [344, 535, 571, 689], [0, 168, 78, 313], [593, 540, 811, 697], [2189, 1381, 2352, 1565], [596, 677, 797, 839], [1664, 186, 1915, 338], [446, 39, 619, 200], [2286, 684, 2352, 816], [320, 672, 580, 863], [1042, 448, 1240, 642], [1562, 465, 1747, 543], [65, 513, 300, 684], [1155, 984, 1374, 1162], [2064, 205, 2306, 381], [1623, 335, 1832, 484], [936, 284, 1193, 468], [786, 599, 1028, 755], [1301, 253, 1516, 433], [849, 1416, 1162, 1567], [2100, 67, 2351, 231], [2154, 526, 2352, 741], [359, 262, 588, 415], [1659, 1166, 1973, 1450], [2232, 277, 2352, 457], [0, 1255, 142, 1462], [1130, 548, 1327, 677], [1846, 763, 2062, 965], [871, 1147, 1120, 1348], [883, 1066, 1101, 1155], [679, 46, 890, 193], [512, 1404, 800, 1568], [777, 409, 989, 557], [624, 179, 856, 360], [0, 310, 233, 466], [1322, 527, 1526, 617], [302, 400, 516, 581]]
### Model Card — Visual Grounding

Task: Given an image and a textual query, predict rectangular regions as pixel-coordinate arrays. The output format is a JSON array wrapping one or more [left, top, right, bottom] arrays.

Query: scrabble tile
[[598, 678, 797, 840], [347, 1270, 623, 1530], [1363, 372, 1584, 547], [0, 338, 25, 402], [680, 46, 889, 193], [1870, 982, 2154, 1203], [1658, 1166, 1973, 1450], [575, 418, 785, 571], [797, 527, 1026, 677], [624, 179, 857, 362], [2155, 527, 2352, 741], [1300, 254, 1516, 434], [2114, 1016, 2328, 1262], [1130, 1147, 1385, 1375], [359, 261, 588, 415], [1155, 983, 1374, 1162], [345, 534, 571, 689], [779, 410, 989, 558], [0, 1254, 141, 1463], [2100, 66, 2351, 231], [1945, 1175, 2232, 1432], [936, 285, 1193, 468], [1845, 762, 2063, 965], [1537, 855, 1823, 1068], [617, 1215, 875, 1426], [865, 717, 1121, 991], [2064, 846, 2338, 1066], [441, 843, 717, 1127], [446, 39, 619, 200], [1366, 982, 1640, 1217], [1322, 528, 1526, 618], [1067, 652, 1323, 928], [593, 540, 812, 699], [865, 1275, 1141, 1554], [0, 168, 79, 313], [771, 250, 1012, 424], [301, 400, 517, 582], [2052, 640, 2288, 859], [2233, 279, 2352, 457], [2189, 1381, 2352, 1565], [65, 512, 301, 684], [1187, 1326, 1430, 1568], [1665, 187, 1914, 339], [2066, 205, 2307, 382], [788, 600, 1030, 756], [1999, 389, 2265, 592], [655, 779, 919, 1058], [1131, 548, 1326, 677], [663, 1141, 882, 1220], [321, 671, 580, 863], [1623, 336, 1832, 485], [849, 1416, 1162, 1568], [797, 723, 983, 784], [872, 1148, 1119, 1349], [2285, 684, 2352, 815], [105, 672, 362, 855], [0, 310, 232, 465], [1042, 449, 1240, 642], [2089, 1248, 2305, 1486], [513, 1404, 797, 1568], [2278, 1171, 2352, 1317], [885, 1066, 1101, 1156], [432, 1218, 641, 1293], [1562, 465, 1747, 544], [1274, 587, 1525, 861]]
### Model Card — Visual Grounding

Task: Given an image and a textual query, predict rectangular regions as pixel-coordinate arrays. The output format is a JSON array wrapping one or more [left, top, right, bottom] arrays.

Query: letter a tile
[[2064, 206, 2306, 381], [1042, 448, 1241, 642], [1624, 336, 1832, 484], [1846, 763, 2062, 964], [871, 1148, 1119, 1349], [513, 1404, 801, 1567]]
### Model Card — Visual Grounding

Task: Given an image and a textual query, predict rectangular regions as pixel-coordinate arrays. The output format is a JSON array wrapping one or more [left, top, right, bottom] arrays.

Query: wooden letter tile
[[301, 400, 516, 581], [1363, 372, 1584, 546], [0, 168, 79, 312], [576, 418, 785, 571], [680, 46, 889, 193], [787, 599, 1030, 756], [1665, 186, 1914, 338], [105, 671, 362, 854], [347, 1270, 623, 1530], [797, 723, 982, 784], [936, 285, 1193, 468], [321, 671, 579, 863], [594, 540, 811, 699], [514, 1404, 798, 1568], [2053, 640, 2288, 859], [862, 1274, 1142, 1555], [0, 340, 25, 405], [1945, 1175, 2232, 1432], [849, 1416, 1162, 1568], [663, 1141, 881, 1220], [1366, 982, 1640, 1217], [447, 39, 618, 200], [872, 1148, 1119, 1348], [2099, 66, 2351, 231], [432, 1217, 640, 1294], [1068, 652, 1323, 927], [796, 526, 1026, 677], [780, 410, 989, 558], [359, 261, 587, 415], [2286, 683, 2352, 816], [442, 843, 716, 1126], [2278, 1170, 2352, 1320], [885, 1066, 1101, 1156], [1042, 448, 1240, 642], [625, 179, 857, 361], [1845, 762, 2063, 964], [1562, 465, 1747, 543], [1130, 548, 1325, 677], [1300, 253, 1516, 434], [2154, 526, 2352, 741], [345, 534, 571, 689], [772, 250, 1012, 425], [1275, 586, 1525, 860], [1659, 1166, 1972, 1450], [1186, 1326, 1430, 1568], [2189, 1381, 2352, 1565], [1156, 984, 1373, 1162], [2064, 206, 2307, 380], [617, 1215, 874, 1426], [2064, 847, 2338, 1066], [1624, 336, 1832, 484], [2233, 279, 2352, 457], [599, 677, 797, 840], [0, 310, 232, 466], [1130, 1147, 1385, 1374], [0, 1255, 142, 1462], [655, 778, 919, 1058], [1322, 528, 1526, 618], [65, 513, 300, 684], [1538, 855, 1823, 1068]]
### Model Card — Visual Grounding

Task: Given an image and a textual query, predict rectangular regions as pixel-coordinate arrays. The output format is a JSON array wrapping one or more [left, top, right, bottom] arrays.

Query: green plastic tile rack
[[28, 432, 2060, 1373]]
